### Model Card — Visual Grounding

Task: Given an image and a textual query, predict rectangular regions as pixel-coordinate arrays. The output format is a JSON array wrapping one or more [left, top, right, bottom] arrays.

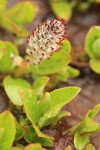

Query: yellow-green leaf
[[33, 76, 49, 98], [24, 143, 44, 150], [0, 41, 18, 73], [0, 111, 16, 150], [3, 76, 31, 106], [0, 2, 37, 37], [7, 2, 37, 25], [50, 0, 72, 21], [86, 144, 96, 150], [29, 49, 71, 75], [64, 146, 72, 150], [0, 0, 7, 13], [10, 147, 23, 150], [90, 58, 100, 74]]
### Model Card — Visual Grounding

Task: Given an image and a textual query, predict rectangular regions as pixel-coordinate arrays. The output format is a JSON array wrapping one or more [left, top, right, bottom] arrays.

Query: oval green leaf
[[50, 0, 72, 21], [24, 143, 44, 150], [86, 144, 96, 150], [0, 41, 18, 73], [89, 58, 100, 74], [50, 87, 80, 107], [7, 2, 37, 25], [29, 50, 71, 75], [3, 76, 31, 106], [0, 110, 16, 150]]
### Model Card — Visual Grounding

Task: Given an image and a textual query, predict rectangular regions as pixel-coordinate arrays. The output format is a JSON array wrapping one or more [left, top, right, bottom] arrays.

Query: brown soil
[[0, 0, 100, 150], [0, 87, 9, 113]]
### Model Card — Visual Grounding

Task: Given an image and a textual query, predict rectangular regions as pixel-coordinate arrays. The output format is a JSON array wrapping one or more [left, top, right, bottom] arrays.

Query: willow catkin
[[26, 19, 68, 65]]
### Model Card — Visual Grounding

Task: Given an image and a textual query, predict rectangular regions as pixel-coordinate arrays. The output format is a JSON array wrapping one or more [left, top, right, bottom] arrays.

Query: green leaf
[[7, 2, 37, 25], [10, 147, 23, 150], [51, 111, 71, 126], [93, 38, 100, 58], [74, 117, 100, 149], [69, 105, 100, 135], [38, 92, 51, 118], [3, 76, 31, 106], [86, 144, 96, 150], [68, 122, 81, 135], [20, 89, 39, 123], [54, 67, 69, 82], [50, 87, 80, 107], [78, 117, 99, 135], [0, 14, 28, 37], [64, 146, 72, 150], [0, 40, 6, 60], [0, 0, 7, 13], [73, 104, 100, 150], [19, 116, 29, 126], [6, 41, 19, 56], [74, 131, 90, 150], [15, 125, 25, 140], [24, 126, 53, 147], [50, 0, 72, 21], [31, 123, 53, 146], [29, 49, 71, 75], [88, 104, 100, 119], [85, 26, 100, 58], [85, 26, 100, 74], [61, 40, 71, 54], [0, 41, 19, 73], [66, 66, 80, 78], [24, 126, 36, 143], [0, 110, 16, 150], [24, 143, 44, 150], [39, 87, 80, 127], [89, 58, 100, 74], [33, 76, 49, 90], [20, 89, 51, 125], [0, 2, 37, 37], [55, 66, 80, 82], [33, 76, 49, 98]]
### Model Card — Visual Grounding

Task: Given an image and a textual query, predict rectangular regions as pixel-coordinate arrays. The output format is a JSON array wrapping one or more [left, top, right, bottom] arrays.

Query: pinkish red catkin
[[26, 19, 68, 65]]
